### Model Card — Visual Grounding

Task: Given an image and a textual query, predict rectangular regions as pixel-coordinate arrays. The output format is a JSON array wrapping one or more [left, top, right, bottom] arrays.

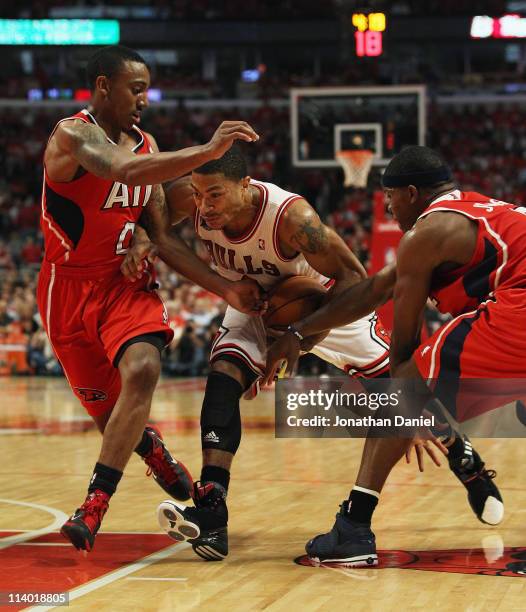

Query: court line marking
[[126, 577, 188, 581], [17, 542, 70, 547], [0, 428, 42, 434], [26, 542, 190, 612], [1, 529, 169, 535], [0, 498, 68, 549]]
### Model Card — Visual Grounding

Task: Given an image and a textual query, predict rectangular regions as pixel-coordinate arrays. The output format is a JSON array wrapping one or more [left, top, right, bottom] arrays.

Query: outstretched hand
[[207, 121, 259, 159], [405, 429, 449, 472]]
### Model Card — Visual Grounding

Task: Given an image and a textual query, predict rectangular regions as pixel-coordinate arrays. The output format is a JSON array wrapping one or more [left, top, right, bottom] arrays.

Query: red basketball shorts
[[414, 289, 526, 422], [37, 260, 173, 417]]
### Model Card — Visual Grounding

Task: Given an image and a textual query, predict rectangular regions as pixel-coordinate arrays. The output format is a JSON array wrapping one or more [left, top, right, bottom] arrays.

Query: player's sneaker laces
[[60, 489, 110, 552], [142, 426, 193, 501], [448, 435, 504, 525], [306, 501, 378, 567], [157, 481, 228, 561]]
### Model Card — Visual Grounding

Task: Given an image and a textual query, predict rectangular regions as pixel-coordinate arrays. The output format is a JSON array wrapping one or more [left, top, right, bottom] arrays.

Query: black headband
[[382, 166, 452, 188]]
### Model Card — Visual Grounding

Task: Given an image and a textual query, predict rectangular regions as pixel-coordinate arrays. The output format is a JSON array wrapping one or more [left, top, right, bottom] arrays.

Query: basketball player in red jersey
[[123, 147, 499, 561], [39, 45, 263, 552], [266, 146, 524, 566]]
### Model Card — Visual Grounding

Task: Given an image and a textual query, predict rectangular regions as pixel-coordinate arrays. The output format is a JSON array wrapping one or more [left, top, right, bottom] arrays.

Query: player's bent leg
[[62, 337, 190, 552], [89, 407, 193, 502], [158, 357, 256, 561], [62, 341, 161, 551], [307, 358, 425, 565]]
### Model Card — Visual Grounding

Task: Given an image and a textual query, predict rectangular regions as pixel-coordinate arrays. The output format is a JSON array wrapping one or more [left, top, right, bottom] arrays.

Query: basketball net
[[336, 150, 374, 188]]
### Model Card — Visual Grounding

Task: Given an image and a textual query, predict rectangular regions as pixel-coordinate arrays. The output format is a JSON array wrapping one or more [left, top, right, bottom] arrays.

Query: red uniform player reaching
[[38, 45, 263, 552], [265, 146, 525, 565]]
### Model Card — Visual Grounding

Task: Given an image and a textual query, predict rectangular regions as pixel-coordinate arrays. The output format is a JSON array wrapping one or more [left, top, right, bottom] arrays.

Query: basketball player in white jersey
[[122, 147, 501, 561]]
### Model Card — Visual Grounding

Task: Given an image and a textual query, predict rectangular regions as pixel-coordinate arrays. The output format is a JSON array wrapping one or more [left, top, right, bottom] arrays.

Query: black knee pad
[[201, 371, 243, 454]]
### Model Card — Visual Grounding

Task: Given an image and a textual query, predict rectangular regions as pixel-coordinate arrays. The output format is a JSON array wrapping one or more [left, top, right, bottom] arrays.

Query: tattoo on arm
[[290, 218, 330, 255], [68, 123, 119, 178], [140, 184, 169, 240]]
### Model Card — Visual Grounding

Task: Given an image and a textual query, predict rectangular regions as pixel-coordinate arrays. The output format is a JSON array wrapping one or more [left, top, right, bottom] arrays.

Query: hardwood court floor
[[1, 376, 525, 611]]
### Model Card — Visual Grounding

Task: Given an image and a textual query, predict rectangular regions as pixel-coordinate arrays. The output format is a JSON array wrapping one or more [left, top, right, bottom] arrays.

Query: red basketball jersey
[[418, 190, 526, 316], [41, 109, 153, 271]]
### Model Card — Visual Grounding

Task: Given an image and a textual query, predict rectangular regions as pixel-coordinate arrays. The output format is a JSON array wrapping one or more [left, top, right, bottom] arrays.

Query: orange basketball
[[263, 276, 328, 329]]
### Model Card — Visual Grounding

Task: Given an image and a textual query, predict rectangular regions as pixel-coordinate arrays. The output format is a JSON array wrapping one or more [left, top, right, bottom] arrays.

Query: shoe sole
[[157, 501, 227, 561], [157, 501, 201, 542], [309, 553, 378, 567]]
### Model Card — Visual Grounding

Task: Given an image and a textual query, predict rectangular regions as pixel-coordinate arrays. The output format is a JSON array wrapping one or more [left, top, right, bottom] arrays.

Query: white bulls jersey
[[194, 179, 390, 384], [194, 179, 328, 290]]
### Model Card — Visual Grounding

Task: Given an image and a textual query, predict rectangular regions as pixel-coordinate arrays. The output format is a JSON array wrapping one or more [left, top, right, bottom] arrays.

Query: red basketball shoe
[[61, 489, 110, 552], [142, 426, 193, 501]]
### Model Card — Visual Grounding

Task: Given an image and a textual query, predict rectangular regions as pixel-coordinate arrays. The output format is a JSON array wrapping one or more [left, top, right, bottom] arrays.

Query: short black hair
[[194, 146, 248, 181], [383, 145, 452, 188], [86, 45, 147, 90]]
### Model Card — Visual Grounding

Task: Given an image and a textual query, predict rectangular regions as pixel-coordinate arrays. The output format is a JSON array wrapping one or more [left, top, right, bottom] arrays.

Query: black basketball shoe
[[157, 481, 228, 561], [306, 501, 378, 566], [448, 436, 504, 525]]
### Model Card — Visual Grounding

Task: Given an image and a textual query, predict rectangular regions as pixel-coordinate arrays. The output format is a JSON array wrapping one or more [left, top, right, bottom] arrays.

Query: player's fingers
[[146, 248, 158, 264], [415, 444, 424, 472], [120, 259, 132, 280], [286, 354, 298, 377], [262, 364, 277, 387], [127, 254, 140, 277], [125, 257, 141, 280], [425, 445, 442, 467], [266, 327, 285, 338], [223, 129, 258, 142], [432, 438, 449, 456], [405, 448, 411, 464], [220, 122, 259, 139], [268, 357, 282, 385]]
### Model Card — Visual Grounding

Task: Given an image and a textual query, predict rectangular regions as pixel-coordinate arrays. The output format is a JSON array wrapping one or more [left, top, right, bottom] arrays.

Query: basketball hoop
[[336, 150, 374, 188]]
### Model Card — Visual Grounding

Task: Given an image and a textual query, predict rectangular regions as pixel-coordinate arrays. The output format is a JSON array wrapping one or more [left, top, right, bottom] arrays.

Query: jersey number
[[116, 222, 135, 255]]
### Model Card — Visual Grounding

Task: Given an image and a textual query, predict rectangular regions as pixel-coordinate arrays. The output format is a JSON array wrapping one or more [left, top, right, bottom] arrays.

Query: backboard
[[290, 85, 426, 168]]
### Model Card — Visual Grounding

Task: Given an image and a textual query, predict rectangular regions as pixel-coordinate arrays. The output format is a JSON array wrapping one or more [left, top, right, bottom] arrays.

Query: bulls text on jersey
[[202, 239, 281, 277]]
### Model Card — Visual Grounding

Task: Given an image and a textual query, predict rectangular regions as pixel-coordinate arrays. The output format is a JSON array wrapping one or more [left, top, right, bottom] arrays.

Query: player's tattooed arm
[[289, 214, 330, 255], [277, 198, 370, 345], [49, 120, 259, 186], [51, 121, 128, 180], [280, 198, 367, 291], [131, 185, 265, 314]]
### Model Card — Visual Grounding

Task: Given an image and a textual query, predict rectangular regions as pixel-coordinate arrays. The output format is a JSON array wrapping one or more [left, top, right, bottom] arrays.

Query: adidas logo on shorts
[[203, 431, 220, 443]]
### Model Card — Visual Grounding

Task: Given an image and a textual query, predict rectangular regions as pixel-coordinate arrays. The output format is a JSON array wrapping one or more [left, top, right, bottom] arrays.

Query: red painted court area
[[296, 547, 526, 577], [0, 531, 176, 610]]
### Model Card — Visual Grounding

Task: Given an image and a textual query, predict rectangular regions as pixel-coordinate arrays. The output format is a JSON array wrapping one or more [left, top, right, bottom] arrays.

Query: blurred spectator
[[20, 236, 42, 266]]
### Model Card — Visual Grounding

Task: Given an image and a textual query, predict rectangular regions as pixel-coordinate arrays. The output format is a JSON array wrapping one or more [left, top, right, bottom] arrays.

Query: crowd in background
[[1, 99, 525, 376], [7, 0, 506, 20]]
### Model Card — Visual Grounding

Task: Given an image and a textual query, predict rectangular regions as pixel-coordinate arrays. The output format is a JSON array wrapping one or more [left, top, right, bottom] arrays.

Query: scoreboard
[[352, 12, 386, 57]]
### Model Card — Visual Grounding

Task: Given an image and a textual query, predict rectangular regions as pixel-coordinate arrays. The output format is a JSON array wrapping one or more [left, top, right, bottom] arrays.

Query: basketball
[[263, 276, 328, 329]]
